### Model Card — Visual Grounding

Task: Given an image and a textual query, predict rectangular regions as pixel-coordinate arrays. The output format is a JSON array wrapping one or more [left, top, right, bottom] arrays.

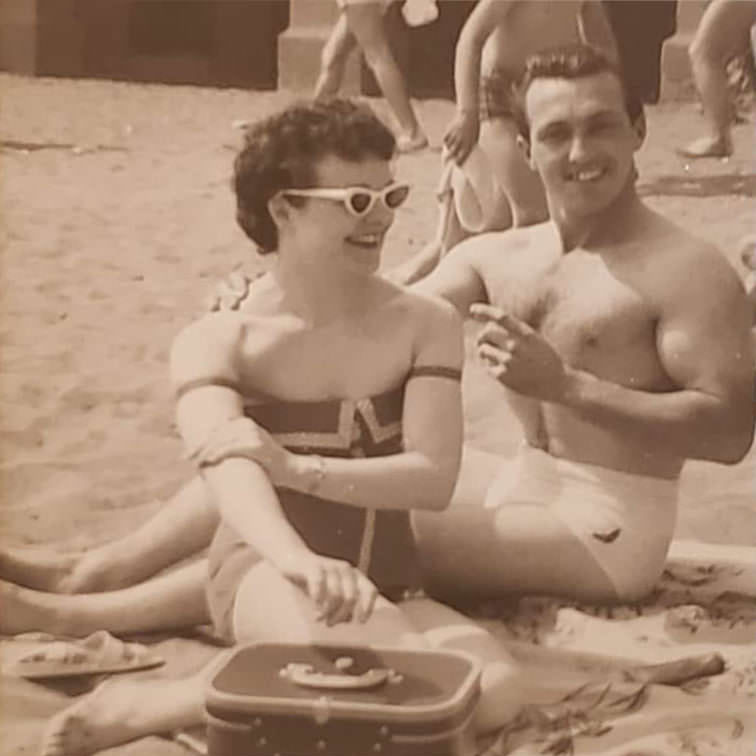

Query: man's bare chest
[[486, 252, 656, 361]]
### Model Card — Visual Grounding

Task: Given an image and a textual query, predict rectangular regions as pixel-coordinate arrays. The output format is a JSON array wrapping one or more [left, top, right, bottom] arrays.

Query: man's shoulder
[[449, 223, 546, 265], [642, 215, 745, 303], [652, 216, 736, 276]]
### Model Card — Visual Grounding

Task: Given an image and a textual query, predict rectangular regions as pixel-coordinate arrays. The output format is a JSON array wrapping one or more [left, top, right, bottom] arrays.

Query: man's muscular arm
[[412, 235, 490, 314], [560, 253, 755, 464], [474, 247, 754, 464]]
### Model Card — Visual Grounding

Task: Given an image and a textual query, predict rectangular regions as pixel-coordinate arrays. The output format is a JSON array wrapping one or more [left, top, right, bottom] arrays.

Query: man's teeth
[[574, 168, 603, 181]]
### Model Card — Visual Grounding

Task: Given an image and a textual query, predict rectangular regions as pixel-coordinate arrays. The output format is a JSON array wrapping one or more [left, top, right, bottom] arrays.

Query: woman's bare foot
[[0, 546, 81, 593], [0, 579, 74, 635], [0, 544, 142, 594], [677, 134, 733, 158], [40, 676, 203, 755]]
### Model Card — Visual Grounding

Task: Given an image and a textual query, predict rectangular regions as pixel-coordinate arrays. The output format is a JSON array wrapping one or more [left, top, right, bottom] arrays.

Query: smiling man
[[412, 44, 755, 603]]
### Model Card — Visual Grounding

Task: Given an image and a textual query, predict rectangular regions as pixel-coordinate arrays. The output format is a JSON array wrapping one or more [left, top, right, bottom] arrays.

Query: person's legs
[[478, 117, 548, 227], [0, 559, 210, 636], [345, 3, 427, 147], [313, 13, 358, 101], [682, 0, 756, 157], [40, 651, 227, 756], [413, 446, 619, 604], [0, 475, 219, 594]]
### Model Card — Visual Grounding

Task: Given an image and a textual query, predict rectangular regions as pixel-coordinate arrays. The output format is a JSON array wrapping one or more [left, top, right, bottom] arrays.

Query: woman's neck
[[271, 255, 372, 327]]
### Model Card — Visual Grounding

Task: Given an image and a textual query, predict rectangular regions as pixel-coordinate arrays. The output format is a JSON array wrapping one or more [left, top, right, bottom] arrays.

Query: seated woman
[[34, 99, 524, 756]]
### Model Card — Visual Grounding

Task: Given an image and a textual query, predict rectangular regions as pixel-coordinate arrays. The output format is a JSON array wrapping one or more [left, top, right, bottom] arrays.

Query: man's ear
[[632, 110, 647, 148], [516, 133, 535, 170]]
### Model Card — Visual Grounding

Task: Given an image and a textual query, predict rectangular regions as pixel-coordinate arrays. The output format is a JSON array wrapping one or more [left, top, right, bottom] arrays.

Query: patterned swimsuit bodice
[[205, 380, 425, 638]]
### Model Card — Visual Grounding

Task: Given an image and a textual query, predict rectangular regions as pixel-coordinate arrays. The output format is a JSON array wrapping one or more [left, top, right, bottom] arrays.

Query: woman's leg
[[0, 559, 210, 636], [231, 560, 427, 647], [478, 118, 547, 228], [413, 446, 618, 604], [0, 475, 219, 594], [345, 3, 426, 145], [682, 0, 756, 157], [314, 13, 358, 101]]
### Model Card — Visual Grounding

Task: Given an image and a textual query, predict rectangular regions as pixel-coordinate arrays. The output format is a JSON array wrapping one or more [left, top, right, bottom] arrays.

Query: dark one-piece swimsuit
[[178, 365, 462, 643]]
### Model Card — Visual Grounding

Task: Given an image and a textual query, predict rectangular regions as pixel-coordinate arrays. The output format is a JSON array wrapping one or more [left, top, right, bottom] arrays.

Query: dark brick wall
[[17, 0, 289, 88]]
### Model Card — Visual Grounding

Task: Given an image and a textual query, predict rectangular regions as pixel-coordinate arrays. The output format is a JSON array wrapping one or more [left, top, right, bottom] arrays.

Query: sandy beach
[[1, 72, 754, 755]]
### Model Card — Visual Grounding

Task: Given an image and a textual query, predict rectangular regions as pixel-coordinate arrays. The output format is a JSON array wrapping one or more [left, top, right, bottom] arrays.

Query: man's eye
[[588, 119, 620, 135], [540, 127, 569, 143]]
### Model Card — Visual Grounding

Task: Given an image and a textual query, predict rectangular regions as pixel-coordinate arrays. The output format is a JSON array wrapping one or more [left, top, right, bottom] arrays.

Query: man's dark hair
[[233, 99, 396, 253], [512, 44, 644, 141]]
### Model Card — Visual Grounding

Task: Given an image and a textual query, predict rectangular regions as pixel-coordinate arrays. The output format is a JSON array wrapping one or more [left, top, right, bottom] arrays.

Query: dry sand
[[0, 73, 754, 755]]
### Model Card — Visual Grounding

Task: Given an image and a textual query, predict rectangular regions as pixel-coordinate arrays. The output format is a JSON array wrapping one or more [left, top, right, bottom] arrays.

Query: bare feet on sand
[[677, 135, 733, 158], [40, 677, 202, 755]]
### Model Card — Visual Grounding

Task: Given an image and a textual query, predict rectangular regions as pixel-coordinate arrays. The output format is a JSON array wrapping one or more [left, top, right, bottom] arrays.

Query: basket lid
[[207, 642, 481, 725]]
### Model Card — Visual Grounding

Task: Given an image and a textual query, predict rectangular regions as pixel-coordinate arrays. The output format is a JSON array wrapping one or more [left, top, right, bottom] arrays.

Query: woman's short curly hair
[[233, 99, 396, 253]]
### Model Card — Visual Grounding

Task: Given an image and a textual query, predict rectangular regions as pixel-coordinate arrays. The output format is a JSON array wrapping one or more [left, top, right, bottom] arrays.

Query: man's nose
[[568, 134, 590, 163]]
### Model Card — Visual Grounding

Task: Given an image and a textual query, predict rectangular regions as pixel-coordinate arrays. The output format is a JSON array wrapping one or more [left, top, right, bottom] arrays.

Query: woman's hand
[[443, 109, 480, 165], [185, 417, 294, 485], [471, 304, 569, 402], [279, 551, 379, 626]]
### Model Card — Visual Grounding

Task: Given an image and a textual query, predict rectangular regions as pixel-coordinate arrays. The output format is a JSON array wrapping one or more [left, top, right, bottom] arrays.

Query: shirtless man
[[414, 43, 755, 602], [2, 47, 753, 631], [398, 0, 618, 282]]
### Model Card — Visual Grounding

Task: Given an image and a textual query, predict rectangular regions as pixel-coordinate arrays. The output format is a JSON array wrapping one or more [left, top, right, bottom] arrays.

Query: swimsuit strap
[[407, 365, 462, 381], [176, 365, 461, 402], [175, 377, 244, 401]]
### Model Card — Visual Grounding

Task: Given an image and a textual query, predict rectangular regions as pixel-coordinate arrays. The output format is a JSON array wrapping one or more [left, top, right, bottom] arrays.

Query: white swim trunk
[[485, 445, 679, 601]]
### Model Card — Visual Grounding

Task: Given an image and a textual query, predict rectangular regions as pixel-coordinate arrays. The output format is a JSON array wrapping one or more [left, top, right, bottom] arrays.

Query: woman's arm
[[171, 314, 379, 624], [281, 297, 465, 512], [170, 314, 313, 568], [444, 0, 514, 164]]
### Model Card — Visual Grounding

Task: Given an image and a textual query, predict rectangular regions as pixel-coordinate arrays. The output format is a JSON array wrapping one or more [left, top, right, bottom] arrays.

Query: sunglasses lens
[[349, 192, 373, 215], [385, 184, 410, 209]]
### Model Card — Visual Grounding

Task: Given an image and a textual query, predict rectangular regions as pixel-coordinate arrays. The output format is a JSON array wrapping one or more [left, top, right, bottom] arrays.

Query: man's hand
[[471, 304, 569, 402], [204, 270, 252, 312], [185, 417, 295, 485], [443, 110, 480, 166], [278, 551, 379, 626]]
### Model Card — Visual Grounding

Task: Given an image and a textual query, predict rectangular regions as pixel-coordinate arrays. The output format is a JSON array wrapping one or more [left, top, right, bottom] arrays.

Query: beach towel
[[2, 540, 753, 756]]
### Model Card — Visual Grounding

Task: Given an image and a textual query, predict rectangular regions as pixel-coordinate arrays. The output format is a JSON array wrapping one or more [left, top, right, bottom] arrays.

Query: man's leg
[[345, 3, 427, 147], [313, 13, 358, 101], [0, 476, 219, 593], [681, 0, 756, 157], [0, 559, 210, 637], [413, 446, 618, 604]]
